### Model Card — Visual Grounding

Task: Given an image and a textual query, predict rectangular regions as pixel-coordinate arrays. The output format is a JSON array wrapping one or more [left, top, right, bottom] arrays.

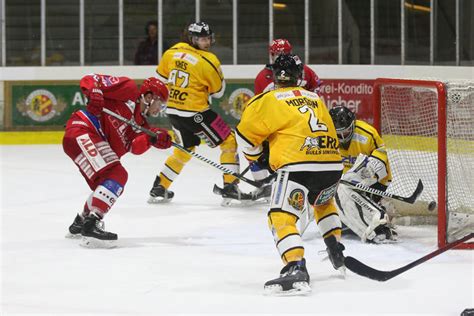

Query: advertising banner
[[5, 79, 375, 130], [318, 79, 375, 124], [8, 82, 83, 129]]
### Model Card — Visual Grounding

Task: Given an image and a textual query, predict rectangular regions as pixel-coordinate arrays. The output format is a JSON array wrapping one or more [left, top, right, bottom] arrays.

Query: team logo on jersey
[[94, 74, 120, 87], [16, 89, 66, 122], [352, 133, 368, 144], [287, 189, 305, 211], [193, 113, 203, 123], [342, 155, 358, 167], [224, 88, 254, 120], [300, 135, 338, 154], [300, 136, 320, 150]]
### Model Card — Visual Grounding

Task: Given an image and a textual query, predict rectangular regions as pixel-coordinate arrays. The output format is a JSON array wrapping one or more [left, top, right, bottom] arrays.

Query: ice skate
[[324, 235, 346, 276], [264, 259, 311, 296], [213, 183, 253, 207], [65, 213, 84, 239], [80, 213, 117, 248], [148, 177, 174, 204], [251, 184, 272, 203]]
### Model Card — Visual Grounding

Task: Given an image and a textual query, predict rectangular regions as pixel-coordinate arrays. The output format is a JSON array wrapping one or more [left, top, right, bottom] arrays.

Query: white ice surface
[[1, 145, 473, 316]]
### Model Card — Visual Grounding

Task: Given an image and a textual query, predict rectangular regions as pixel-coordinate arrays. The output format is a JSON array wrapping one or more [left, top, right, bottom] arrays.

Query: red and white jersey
[[254, 64, 321, 95], [65, 74, 149, 158]]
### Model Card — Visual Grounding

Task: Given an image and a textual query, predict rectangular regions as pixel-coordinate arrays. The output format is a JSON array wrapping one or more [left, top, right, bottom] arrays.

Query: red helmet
[[140, 77, 168, 102], [269, 38, 293, 56]]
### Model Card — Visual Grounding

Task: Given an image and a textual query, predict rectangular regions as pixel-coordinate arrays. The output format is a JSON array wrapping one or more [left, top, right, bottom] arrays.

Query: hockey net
[[373, 78, 473, 249]]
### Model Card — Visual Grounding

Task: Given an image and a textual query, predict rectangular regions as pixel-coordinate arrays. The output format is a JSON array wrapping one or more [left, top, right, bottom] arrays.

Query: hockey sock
[[159, 146, 194, 188], [85, 179, 123, 217], [314, 199, 342, 240], [268, 211, 304, 264], [220, 132, 240, 184]]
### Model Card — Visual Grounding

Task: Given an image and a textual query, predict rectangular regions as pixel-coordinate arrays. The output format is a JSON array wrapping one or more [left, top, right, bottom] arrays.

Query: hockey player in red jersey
[[63, 74, 172, 248], [250, 39, 323, 202], [253, 38, 322, 95]]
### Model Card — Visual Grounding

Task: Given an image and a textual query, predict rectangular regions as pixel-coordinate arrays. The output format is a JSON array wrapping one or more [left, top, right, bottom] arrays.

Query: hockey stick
[[339, 179, 423, 204], [102, 108, 264, 188], [345, 233, 474, 282]]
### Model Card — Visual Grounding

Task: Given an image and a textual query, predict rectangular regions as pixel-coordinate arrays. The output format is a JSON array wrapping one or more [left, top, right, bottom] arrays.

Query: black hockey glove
[[256, 141, 273, 173]]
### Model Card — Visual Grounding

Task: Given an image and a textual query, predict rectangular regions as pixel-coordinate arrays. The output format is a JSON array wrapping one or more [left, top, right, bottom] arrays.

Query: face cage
[[142, 95, 166, 117], [191, 33, 215, 46], [336, 122, 354, 145]]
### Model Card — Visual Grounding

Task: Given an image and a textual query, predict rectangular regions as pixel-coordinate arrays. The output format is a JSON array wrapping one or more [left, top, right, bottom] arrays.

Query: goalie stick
[[102, 108, 267, 188], [345, 233, 474, 282], [339, 179, 423, 204]]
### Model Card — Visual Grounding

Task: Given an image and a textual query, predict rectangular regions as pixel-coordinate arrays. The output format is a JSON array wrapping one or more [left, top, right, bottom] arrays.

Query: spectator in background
[[135, 21, 158, 65]]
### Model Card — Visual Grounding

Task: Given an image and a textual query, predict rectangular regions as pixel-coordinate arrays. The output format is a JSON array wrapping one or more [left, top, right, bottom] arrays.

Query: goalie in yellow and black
[[236, 54, 346, 296]]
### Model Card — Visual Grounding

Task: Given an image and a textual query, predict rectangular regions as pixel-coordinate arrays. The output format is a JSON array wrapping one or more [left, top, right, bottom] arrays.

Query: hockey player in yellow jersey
[[329, 105, 397, 243], [236, 54, 346, 295], [148, 21, 251, 205]]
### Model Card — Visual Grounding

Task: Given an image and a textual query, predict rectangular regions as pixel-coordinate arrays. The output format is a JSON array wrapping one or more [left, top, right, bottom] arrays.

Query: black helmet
[[272, 53, 303, 86], [329, 106, 356, 147], [187, 21, 215, 46]]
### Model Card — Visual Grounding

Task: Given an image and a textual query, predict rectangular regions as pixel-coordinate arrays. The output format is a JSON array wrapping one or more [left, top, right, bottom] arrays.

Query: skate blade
[[221, 198, 255, 207], [80, 236, 117, 249], [263, 282, 311, 296], [337, 266, 347, 278], [65, 232, 82, 239], [147, 196, 172, 204], [251, 197, 271, 204]]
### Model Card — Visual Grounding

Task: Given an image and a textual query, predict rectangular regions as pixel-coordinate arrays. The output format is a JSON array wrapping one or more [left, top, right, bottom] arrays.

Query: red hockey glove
[[150, 127, 172, 149], [86, 88, 104, 116], [130, 133, 152, 155]]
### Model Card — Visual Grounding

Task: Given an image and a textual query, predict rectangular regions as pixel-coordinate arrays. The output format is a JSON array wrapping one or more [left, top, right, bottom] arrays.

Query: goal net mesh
[[378, 80, 474, 244]]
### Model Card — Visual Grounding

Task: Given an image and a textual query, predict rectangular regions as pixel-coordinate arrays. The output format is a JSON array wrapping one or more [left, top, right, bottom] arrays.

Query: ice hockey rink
[[1, 144, 473, 316]]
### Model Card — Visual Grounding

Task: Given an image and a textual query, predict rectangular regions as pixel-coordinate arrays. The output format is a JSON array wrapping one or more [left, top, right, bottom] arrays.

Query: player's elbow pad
[[210, 80, 226, 99]]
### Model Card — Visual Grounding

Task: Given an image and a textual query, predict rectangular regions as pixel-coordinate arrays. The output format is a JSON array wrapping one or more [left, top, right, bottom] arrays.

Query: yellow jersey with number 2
[[236, 87, 343, 173]]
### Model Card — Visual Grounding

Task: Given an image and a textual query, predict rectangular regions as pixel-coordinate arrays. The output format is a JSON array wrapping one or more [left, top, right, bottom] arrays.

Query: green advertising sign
[[7, 81, 254, 130], [10, 82, 84, 129]]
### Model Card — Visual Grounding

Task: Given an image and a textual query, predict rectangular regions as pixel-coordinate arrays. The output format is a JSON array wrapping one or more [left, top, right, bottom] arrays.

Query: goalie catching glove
[[342, 154, 387, 187]]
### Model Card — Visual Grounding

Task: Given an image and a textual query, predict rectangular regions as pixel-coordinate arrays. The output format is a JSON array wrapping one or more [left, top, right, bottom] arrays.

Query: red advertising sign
[[318, 79, 375, 124]]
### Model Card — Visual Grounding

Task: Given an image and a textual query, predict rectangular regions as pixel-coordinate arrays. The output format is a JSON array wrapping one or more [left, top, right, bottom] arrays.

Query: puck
[[428, 201, 437, 211]]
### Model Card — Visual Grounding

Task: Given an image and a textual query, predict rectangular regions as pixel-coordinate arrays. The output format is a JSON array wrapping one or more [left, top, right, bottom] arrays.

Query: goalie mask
[[272, 54, 303, 86], [187, 21, 215, 50], [140, 77, 169, 117], [329, 105, 356, 148]]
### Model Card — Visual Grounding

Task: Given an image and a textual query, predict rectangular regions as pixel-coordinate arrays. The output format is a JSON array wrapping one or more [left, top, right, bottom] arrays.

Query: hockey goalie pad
[[335, 184, 388, 242]]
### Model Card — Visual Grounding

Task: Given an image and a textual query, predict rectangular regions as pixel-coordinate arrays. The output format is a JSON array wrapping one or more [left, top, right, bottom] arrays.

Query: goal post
[[373, 78, 473, 249]]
